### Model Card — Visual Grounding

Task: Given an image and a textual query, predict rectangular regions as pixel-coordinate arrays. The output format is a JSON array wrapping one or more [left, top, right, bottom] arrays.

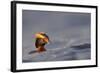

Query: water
[[22, 40, 91, 63]]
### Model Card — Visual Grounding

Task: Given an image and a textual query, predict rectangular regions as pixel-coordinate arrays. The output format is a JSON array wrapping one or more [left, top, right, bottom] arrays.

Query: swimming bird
[[35, 32, 50, 53], [29, 32, 50, 54]]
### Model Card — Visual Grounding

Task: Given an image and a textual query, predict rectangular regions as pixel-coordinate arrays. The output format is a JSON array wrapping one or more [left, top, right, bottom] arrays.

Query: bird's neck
[[37, 46, 46, 53]]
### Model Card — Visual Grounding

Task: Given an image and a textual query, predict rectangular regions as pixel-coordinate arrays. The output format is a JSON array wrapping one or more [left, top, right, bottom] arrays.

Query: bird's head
[[35, 32, 49, 43]]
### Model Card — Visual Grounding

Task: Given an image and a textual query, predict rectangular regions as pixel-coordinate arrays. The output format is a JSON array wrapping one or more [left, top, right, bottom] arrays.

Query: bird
[[29, 32, 50, 54], [34, 32, 50, 53]]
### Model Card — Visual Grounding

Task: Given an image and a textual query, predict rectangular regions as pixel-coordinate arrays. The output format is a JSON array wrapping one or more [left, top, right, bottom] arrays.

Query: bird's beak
[[44, 38, 49, 43]]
